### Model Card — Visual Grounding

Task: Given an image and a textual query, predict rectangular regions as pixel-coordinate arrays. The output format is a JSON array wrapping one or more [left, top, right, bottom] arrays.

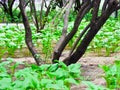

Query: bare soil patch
[[71, 52, 120, 90]]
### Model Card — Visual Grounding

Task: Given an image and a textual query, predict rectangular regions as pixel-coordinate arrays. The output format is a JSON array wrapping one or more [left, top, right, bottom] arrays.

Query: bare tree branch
[[31, 0, 39, 32], [69, 23, 91, 56], [40, 0, 54, 30], [62, 0, 74, 35]]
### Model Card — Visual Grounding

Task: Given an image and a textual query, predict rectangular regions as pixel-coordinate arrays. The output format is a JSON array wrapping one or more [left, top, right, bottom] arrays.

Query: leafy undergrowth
[[0, 17, 120, 59], [89, 17, 120, 56], [84, 60, 120, 90], [100, 60, 120, 89], [0, 58, 81, 90], [0, 58, 120, 90]]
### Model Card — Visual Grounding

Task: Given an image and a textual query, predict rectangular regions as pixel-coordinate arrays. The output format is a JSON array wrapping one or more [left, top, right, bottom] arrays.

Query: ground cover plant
[[0, 25, 24, 58], [88, 17, 120, 56], [0, 16, 120, 59], [100, 60, 120, 89], [1, 58, 120, 90], [83, 60, 120, 90], [0, 59, 81, 90]]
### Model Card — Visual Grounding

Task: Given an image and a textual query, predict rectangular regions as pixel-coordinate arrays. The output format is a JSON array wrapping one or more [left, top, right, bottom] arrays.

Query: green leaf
[[0, 72, 10, 78], [68, 63, 81, 73], [40, 79, 53, 87], [39, 64, 50, 71], [58, 61, 67, 69], [100, 60, 120, 89], [65, 78, 79, 85], [48, 63, 58, 72], [31, 64, 39, 70], [13, 80, 26, 90], [0, 78, 12, 89], [46, 83, 63, 89], [83, 81, 109, 90], [52, 68, 69, 79]]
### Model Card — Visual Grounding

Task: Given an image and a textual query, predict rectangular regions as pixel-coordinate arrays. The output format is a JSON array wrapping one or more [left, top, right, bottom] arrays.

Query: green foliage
[[0, 9, 5, 22], [82, 60, 120, 90], [0, 60, 81, 90], [0, 24, 62, 59], [100, 60, 120, 89], [0, 25, 25, 57], [88, 17, 120, 56], [39, 29, 53, 60], [84, 12, 92, 21], [0, 10, 120, 59], [0, 8, 22, 23], [83, 81, 109, 90]]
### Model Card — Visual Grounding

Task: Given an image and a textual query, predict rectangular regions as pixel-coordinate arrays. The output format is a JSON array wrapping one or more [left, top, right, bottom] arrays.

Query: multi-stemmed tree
[[0, 0, 30, 22], [1, 0, 120, 65]]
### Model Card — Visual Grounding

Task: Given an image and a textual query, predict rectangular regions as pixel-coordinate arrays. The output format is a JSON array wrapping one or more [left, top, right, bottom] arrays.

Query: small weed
[[100, 60, 120, 89]]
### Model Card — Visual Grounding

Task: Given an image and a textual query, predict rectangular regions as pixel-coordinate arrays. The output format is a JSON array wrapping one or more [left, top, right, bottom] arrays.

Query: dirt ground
[[71, 57, 115, 90], [6, 52, 120, 90], [71, 52, 120, 90]]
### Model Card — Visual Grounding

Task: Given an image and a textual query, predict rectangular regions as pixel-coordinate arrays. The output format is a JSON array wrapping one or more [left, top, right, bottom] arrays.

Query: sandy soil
[[71, 56, 116, 90]]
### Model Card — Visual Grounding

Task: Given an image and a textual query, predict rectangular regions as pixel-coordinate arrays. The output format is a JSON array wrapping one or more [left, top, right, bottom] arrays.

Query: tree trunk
[[52, 1, 92, 62], [63, 0, 119, 65], [19, 0, 43, 65]]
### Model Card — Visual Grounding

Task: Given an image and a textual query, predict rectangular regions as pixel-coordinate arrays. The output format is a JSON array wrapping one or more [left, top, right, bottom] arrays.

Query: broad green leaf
[[13, 80, 26, 90], [46, 83, 63, 89], [68, 63, 81, 73], [65, 78, 79, 85], [0, 72, 10, 78], [0, 78, 12, 89], [58, 61, 67, 69], [39, 64, 50, 71], [48, 63, 58, 72], [40, 79, 53, 87], [51, 68, 69, 79], [83, 81, 109, 90]]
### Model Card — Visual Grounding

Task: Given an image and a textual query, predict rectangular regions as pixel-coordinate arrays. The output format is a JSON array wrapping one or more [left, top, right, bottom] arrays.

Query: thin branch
[[40, 0, 44, 29], [40, 0, 54, 30], [69, 23, 91, 56], [91, 0, 101, 22], [0, 1, 8, 12], [62, 0, 75, 35], [63, 0, 119, 65], [24, 0, 30, 8], [102, 0, 109, 13], [52, 1, 92, 62], [44, 0, 48, 8], [31, 0, 39, 32], [51, 3, 68, 26]]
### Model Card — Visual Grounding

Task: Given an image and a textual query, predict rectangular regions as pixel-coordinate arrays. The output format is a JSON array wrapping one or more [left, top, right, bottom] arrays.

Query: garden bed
[[2, 52, 119, 90]]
